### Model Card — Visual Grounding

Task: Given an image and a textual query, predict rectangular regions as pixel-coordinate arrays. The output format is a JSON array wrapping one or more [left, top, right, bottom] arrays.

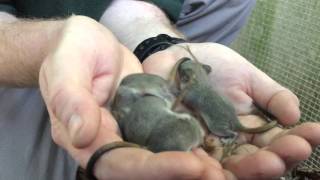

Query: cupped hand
[[38, 15, 143, 168], [142, 42, 320, 179], [38, 16, 229, 180]]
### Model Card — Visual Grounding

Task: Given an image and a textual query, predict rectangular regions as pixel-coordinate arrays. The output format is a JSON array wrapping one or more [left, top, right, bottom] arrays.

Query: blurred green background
[[231, 0, 320, 178]]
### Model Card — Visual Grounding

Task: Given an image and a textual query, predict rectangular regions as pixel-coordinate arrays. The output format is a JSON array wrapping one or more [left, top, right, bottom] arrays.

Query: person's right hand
[[39, 16, 228, 180], [39, 15, 142, 166]]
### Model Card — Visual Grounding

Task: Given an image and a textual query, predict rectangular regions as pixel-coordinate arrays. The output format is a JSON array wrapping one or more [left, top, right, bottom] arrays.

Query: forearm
[[0, 13, 65, 87], [100, 0, 184, 51]]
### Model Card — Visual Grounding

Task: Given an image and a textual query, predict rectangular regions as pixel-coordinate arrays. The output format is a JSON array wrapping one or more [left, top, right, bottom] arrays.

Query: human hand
[[142, 42, 320, 179], [38, 16, 230, 180], [38, 15, 143, 169]]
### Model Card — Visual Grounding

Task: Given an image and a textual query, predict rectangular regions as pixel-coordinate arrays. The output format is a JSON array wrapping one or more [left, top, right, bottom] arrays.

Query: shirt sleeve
[[0, 2, 16, 14], [9, 0, 184, 22], [12, 0, 113, 20], [146, 0, 185, 22]]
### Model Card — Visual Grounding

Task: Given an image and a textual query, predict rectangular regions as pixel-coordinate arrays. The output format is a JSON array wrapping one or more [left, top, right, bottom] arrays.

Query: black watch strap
[[133, 34, 186, 62]]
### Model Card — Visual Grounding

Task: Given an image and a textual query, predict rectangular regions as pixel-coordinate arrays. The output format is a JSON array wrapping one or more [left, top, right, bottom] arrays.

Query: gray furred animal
[[111, 73, 204, 152], [111, 73, 175, 128], [173, 57, 277, 139]]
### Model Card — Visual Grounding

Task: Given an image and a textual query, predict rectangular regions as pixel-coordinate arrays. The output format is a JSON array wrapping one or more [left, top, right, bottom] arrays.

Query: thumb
[[39, 55, 103, 149], [48, 85, 101, 148]]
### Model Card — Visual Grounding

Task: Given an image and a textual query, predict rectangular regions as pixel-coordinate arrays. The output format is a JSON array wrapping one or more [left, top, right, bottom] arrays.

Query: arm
[[0, 12, 65, 86], [100, 0, 184, 51]]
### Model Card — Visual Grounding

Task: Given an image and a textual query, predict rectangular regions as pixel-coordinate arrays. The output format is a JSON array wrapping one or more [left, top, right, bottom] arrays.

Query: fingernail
[[69, 114, 83, 141]]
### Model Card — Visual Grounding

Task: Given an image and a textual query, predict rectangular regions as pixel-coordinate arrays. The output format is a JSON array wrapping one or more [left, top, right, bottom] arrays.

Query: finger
[[266, 90, 300, 125], [223, 170, 238, 180], [94, 148, 225, 180], [143, 152, 225, 180], [193, 148, 223, 169], [241, 116, 320, 148], [95, 148, 204, 179], [39, 52, 102, 149], [237, 116, 315, 169], [46, 108, 123, 168], [39, 62, 101, 149], [249, 68, 300, 125], [223, 150, 286, 179], [192, 149, 227, 180], [232, 144, 259, 156], [67, 109, 123, 167], [42, 40, 121, 148], [265, 135, 312, 168], [49, 86, 101, 148], [287, 122, 320, 147], [235, 115, 284, 147]]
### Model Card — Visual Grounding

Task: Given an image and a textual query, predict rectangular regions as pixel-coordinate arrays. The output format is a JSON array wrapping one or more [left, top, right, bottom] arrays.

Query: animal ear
[[202, 64, 212, 74]]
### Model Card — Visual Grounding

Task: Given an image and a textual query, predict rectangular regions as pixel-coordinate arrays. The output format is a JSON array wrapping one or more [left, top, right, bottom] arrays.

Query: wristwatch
[[133, 34, 186, 62]]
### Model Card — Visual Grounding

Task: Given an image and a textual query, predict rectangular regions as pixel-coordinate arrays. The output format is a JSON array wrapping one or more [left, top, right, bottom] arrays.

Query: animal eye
[[180, 74, 190, 83], [179, 69, 193, 83]]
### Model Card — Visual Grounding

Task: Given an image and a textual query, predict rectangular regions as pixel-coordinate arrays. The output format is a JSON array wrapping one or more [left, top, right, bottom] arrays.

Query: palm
[[142, 42, 320, 179], [143, 43, 300, 123]]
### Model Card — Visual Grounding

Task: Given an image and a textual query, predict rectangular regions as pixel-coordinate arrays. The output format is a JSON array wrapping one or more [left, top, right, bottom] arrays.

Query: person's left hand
[[142, 42, 320, 179]]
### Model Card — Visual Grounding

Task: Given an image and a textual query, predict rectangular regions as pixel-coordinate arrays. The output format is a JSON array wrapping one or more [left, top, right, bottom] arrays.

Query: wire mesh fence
[[231, 0, 320, 178]]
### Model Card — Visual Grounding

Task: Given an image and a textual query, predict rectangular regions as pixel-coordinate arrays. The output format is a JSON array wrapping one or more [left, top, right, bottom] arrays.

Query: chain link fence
[[231, 0, 320, 179]]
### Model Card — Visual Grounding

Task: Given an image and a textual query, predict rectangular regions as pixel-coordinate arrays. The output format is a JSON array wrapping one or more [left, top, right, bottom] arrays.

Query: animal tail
[[239, 121, 278, 133]]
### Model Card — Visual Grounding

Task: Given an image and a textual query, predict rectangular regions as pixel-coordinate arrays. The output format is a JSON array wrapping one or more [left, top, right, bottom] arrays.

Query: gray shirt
[[0, 0, 255, 179], [0, 88, 77, 180], [177, 0, 256, 45]]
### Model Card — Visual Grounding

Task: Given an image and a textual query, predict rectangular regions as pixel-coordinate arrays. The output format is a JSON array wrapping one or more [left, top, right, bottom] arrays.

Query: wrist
[[100, 0, 184, 51], [141, 42, 196, 79], [133, 34, 187, 62]]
